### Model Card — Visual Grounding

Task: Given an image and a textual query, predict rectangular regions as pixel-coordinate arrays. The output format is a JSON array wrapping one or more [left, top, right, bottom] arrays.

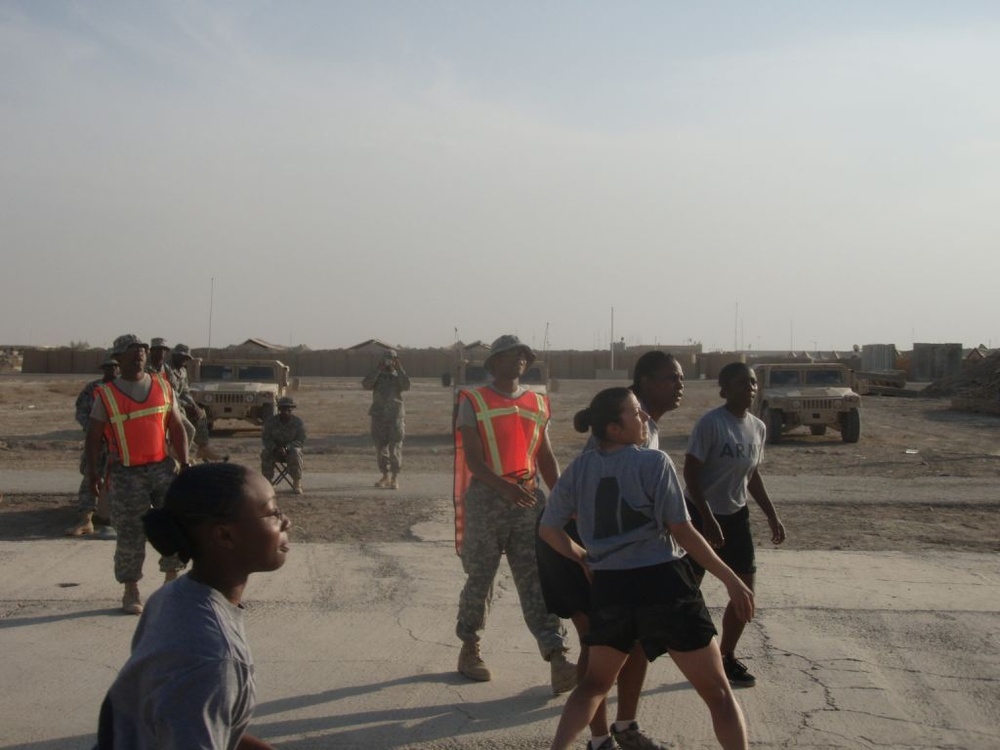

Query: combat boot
[[458, 641, 492, 681], [292, 478, 304, 495], [549, 649, 578, 695], [375, 473, 391, 488], [122, 582, 143, 615], [390, 473, 399, 490], [65, 511, 95, 536], [196, 444, 229, 462]]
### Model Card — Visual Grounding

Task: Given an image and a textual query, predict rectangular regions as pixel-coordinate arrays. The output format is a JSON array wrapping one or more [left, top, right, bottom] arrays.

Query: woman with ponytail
[[95, 463, 290, 750], [539, 388, 754, 750]]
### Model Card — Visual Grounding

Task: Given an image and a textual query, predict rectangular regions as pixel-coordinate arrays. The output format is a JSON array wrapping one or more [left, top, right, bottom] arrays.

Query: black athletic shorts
[[584, 560, 717, 659], [685, 502, 756, 576], [536, 518, 591, 618]]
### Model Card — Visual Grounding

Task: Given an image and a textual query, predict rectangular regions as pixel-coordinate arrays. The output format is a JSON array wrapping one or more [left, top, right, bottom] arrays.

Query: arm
[[361, 370, 379, 390], [459, 423, 537, 508], [681, 454, 724, 547], [535, 427, 560, 491], [538, 524, 592, 583], [292, 419, 306, 448], [670, 520, 754, 623], [166, 399, 190, 466], [748, 468, 786, 544], [395, 367, 411, 392], [85, 418, 107, 497], [74, 385, 93, 430]]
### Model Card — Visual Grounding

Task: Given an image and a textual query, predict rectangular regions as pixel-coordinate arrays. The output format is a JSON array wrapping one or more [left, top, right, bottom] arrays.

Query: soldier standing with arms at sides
[[683, 362, 786, 688], [66, 357, 119, 536], [260, 396, 306, 494], [86, 334, 190, 615], [168, 343, 227, 462], [453, 334, 577, 694], [362, 349, 410, 490]]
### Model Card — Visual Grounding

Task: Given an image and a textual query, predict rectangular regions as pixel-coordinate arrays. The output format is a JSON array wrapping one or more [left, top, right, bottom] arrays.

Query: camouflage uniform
[[361, 365, 410, 475], [456, 479, 567, 658], [165, 362, 211, 446], [261, 413, 306, 481], [75, 377, 110, 513], [107, 457, 182, 582]]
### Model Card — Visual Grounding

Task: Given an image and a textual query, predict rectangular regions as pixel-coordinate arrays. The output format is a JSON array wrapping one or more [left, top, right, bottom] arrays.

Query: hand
[[769, 516, 787, 545], [726, 578, 755, 623], [702, 515, 725, 549], [503, 482, 537, 509]]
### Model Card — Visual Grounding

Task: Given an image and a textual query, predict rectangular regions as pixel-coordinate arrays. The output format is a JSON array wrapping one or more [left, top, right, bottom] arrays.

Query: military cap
[[277, 396, 297, 409], [99, 358, 119, 370], [112, 334, 148, 355], [485, 334, 536, 367], [172, 343, 192, 359], [150, 337, 170, 350]]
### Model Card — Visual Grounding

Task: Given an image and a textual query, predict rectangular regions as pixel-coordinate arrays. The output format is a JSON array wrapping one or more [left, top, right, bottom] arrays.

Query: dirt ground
[[1, 373, 998, 552]]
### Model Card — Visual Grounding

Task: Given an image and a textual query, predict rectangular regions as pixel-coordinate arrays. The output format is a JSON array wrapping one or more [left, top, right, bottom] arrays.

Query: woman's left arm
[[747, 468, 786, 544]]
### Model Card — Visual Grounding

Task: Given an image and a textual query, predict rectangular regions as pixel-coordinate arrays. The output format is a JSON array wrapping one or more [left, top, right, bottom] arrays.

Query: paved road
[[1, 472, 998, 749]]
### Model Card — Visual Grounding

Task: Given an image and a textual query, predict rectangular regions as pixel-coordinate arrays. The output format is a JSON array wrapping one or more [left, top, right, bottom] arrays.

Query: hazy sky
[[2, 1, 997, 354]]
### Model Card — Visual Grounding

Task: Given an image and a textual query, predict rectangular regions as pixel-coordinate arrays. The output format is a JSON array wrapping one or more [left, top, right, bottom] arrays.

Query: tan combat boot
[[389, 473, 399, 490], [292, 478, 304, 495], [196, 444, 229, 462], [375, 473, 391, 488], [122, 582, 143, 615], [65, 511, 95, 536], [458, 641, 492, 681], [549, 650, 578, 695]]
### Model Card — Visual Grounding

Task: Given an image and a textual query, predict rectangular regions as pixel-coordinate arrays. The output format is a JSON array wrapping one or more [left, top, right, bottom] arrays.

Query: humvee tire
[[763, 407, 782, 445], [841, 409, 861, 443]]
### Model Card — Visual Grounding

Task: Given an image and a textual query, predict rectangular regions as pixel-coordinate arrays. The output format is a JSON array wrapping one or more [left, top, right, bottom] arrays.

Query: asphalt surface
[[1, 472, 998, 749]]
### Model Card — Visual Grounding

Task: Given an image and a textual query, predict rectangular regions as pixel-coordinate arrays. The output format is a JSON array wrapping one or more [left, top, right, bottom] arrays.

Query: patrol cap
[[99, 358, 119, 370], [150, 337, 170, 350], [172, 343, 192, 359], [485, 334, 536, 368], [277, 396, 297, 409], [112, 334, 148, 355]]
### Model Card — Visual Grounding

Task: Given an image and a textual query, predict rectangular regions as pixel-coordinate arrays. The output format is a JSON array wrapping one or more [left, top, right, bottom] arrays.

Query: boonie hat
[[172, 343, 192, 359], [150, 337, 169, 350], [277, 396, 297, 409], [485, 334, 536, 367], [99, 358, 119, 369], [112, 334, 148, 355]]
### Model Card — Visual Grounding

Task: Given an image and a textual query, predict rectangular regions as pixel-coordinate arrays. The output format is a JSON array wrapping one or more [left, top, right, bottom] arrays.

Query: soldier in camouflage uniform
[[452, 334, 576, 694], [361, 349, 410, 490], [65, 357, 119, 536], [86, 334, 190, 615], [261, 396, 306, 494], [168, 344, 227, 462]]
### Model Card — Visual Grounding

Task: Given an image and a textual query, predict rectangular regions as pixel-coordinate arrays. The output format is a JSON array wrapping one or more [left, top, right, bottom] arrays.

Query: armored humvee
[[752, 362, 862, 444], [188, 359, 290, 432]]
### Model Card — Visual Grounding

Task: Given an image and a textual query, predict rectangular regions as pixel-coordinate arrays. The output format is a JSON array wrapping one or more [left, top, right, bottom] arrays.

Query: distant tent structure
[[348, 338, 399, 355]]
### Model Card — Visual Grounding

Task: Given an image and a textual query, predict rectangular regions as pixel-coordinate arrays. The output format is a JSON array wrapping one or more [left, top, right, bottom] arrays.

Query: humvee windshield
[[804, 369, 845, 386], [770, 370, 800, 386], [200, 364, 278, 381]]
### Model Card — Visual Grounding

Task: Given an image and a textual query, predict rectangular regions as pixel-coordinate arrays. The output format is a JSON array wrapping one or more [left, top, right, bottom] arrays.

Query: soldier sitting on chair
[[261, 396, 306, 494]]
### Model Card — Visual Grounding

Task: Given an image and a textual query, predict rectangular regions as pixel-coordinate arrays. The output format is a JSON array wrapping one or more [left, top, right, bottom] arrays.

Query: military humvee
[[752, 362, 862, 444], [188, 359, 290, 432]]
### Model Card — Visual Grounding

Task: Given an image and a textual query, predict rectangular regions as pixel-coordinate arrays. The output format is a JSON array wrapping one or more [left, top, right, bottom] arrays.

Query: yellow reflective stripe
[[98, 383, 131, 465], [469, 389, 549, 476], [467, 390, 504, 472]]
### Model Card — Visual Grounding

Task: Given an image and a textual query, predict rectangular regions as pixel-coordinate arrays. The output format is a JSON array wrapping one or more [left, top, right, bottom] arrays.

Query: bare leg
[[614, 643, 649, 723], [551, 645, 627, 750], [719, 572, 754, 656], [569, 612, 610, 739], [669, 640, 748, 750]]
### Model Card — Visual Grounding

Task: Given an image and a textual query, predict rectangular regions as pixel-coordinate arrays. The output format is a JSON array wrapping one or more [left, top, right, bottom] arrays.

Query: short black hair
[[718, 361, 753, 389], [631, 351, 677, 391]]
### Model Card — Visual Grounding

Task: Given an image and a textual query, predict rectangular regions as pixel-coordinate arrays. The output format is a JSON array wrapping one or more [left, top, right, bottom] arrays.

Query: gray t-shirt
[[541, 444, 689, 570], [685, 405, 766, 516], [104, 575, 255, 749]]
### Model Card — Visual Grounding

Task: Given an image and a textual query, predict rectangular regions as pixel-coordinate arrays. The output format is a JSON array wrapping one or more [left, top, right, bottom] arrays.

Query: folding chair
[[271, 460, 294, 491]]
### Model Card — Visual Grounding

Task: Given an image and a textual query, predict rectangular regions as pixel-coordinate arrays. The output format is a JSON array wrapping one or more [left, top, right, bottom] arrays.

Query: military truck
[[450, 359, 552, 428], [188, 359, 290, 432], [752, 362, 862, 444]]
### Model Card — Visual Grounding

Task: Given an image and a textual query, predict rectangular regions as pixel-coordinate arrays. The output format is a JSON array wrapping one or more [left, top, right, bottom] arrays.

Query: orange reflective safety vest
[[96, 374, 173, 467], [453, 386, 550, 554]]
